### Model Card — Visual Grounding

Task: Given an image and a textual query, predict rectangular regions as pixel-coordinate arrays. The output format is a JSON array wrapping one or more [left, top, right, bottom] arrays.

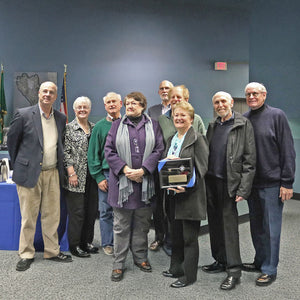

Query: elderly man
[[202, 91, 256, 290], [158, 85, 205, 144], [87, 92, 122, 256], [242, 82, 296, 286], [7, 81, 72, 271], [148, 80, 173, 121], [147, 80, 173, 254]]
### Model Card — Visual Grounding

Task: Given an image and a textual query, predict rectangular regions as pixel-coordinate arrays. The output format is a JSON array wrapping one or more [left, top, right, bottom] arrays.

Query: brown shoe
[[111, 269, 123, 282], [103, 246, 114, 256], [135, 261, 152, 272]]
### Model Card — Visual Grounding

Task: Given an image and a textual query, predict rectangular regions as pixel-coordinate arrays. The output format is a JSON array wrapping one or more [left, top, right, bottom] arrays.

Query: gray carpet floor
[[0, 200, 299, 300]]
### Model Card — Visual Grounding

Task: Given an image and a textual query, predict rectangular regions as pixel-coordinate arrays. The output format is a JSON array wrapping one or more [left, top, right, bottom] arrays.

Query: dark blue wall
[[0, 0, 249, 125], [1, 0, 298, 191], [249, 0, 300, 192]]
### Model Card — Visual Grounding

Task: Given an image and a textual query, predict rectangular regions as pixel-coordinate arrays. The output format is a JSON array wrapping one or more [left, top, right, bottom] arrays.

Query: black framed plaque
[[158, 158, 195, 189]]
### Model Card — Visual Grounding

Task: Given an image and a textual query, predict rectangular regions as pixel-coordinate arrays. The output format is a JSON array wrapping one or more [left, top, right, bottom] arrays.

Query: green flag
[[0, 69, 7, 144]]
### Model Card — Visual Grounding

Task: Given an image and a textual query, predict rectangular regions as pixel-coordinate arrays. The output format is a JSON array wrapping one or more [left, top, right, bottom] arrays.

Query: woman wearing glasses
[[105, 92, 164, 282], [162, 101, 208, 288], [63, 96, 99, 258]]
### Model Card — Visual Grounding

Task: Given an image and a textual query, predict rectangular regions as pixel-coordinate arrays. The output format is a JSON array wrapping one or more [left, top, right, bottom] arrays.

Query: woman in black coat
[[161, 101, 208, 288]]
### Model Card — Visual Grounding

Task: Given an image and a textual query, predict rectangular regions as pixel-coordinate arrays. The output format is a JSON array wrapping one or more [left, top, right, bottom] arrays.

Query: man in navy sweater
[[243, 82, 296, 286]]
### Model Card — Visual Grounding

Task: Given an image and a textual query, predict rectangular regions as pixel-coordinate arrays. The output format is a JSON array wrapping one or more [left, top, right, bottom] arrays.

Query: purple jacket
[[104, 114, 164, 209]]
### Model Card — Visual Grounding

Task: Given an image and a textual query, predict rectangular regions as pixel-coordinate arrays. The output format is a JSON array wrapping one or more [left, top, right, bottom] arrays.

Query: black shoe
[[111, 269, 124, 282], [162, 270, 176, 278], [85, 243, 99, 254], [134, 261, 152, 272], [220, 276, 240, 290], [16, 258, 34, 271], [202, 261, 226, 273], [256, 273, 276, 286], [170, 280, 187, 288], [70, 246, 90, 258], [47, 252, 73, 262], [242, 262, 261, 272], [162, 244, 172, 256]]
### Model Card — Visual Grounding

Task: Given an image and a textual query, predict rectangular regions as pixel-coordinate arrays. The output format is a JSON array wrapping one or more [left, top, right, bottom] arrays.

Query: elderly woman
[[105, 92, 164, 282], [162, 101, 208, 288], [63, 96, 98, 257]]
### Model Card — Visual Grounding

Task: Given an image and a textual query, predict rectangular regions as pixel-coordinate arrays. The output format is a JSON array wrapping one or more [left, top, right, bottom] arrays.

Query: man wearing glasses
[[242, 82, 296, 286]]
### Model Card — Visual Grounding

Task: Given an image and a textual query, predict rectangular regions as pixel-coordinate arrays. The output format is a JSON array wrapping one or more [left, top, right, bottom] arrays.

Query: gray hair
[[212, 91, 233, 103], [245, 82, 267, 93], [73, 96, 92, 110], [103, 92, 122, 103]]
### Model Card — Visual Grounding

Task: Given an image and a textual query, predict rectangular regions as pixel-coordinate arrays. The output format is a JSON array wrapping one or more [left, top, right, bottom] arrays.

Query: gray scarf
[[115, 113, 155, 207]]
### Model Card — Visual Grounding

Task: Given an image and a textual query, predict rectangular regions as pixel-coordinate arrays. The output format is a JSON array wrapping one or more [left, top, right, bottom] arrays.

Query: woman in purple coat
[[105, 92, 164, 282]]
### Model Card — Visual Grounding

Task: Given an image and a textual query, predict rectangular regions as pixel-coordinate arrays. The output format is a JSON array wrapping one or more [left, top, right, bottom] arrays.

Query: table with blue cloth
[[0, 182, 69, 251]]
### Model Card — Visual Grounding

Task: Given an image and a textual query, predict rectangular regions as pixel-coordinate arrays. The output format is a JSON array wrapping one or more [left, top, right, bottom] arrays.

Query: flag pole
[[60, 64, 68, 123]]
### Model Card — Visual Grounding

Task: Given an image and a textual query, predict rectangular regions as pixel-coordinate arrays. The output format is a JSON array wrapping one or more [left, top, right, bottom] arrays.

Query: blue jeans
[[98, 170, 113, 247], [247, 186, 283, 275]]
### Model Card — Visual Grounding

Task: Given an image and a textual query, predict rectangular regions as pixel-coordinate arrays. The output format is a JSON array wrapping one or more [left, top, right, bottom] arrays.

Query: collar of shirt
[[38, 103, 54, 120], [107, 114, 121, 122], [162, 103, 171, 115], [216, 112, 235, 125]]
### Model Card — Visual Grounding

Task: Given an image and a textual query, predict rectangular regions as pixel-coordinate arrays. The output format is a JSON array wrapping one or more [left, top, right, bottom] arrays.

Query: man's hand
[[279, 186, 293, 202], [98, 179, 108, 192]]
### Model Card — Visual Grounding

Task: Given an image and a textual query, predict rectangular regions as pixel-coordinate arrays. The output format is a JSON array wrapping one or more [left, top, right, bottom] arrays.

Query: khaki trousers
[[17, 168, 60, 258]]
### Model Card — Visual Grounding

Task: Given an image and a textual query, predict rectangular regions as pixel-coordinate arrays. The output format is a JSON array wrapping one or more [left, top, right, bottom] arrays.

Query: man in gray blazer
[[7, 81, 72, 271], [148, 80, 173, 121], [148, 80, 173, 255]]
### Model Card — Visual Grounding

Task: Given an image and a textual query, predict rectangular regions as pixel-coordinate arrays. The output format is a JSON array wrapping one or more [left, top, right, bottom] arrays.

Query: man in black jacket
[[202, 91, 256, 290]]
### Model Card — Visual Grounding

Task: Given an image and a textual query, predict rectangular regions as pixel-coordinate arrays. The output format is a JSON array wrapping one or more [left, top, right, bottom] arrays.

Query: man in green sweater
[[87, 92, 122, 255]]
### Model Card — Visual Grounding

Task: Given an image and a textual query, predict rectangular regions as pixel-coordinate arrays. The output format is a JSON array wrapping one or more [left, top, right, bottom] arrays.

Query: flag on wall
[[60, 70, 68, 123], [0, 68, 7, 144]]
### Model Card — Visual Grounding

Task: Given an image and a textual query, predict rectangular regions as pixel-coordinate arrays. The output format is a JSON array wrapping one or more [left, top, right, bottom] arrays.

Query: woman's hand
[[166, 155, 180, 160], [124, 166, 144, 183], [69, 174, 78, 187], [168, 186, 186, 193], [67, 166, 78, 187]]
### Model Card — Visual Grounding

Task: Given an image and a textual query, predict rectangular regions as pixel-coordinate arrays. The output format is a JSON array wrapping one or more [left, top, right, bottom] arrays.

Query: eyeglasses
[[245, 92, 262, 97], [75, 105, 89, 110], [126, 101, 139, 107]]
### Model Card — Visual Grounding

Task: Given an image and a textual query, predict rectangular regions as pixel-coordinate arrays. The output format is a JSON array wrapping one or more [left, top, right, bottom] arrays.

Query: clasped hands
[[123, 165, 144, 183]]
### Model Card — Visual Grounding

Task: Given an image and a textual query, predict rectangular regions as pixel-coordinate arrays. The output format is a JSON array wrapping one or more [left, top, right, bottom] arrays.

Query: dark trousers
[[167, 194, 200, 284], [206, 176, 242, 277], [151, 170, 171, 246], [65, 174, 98, 249]]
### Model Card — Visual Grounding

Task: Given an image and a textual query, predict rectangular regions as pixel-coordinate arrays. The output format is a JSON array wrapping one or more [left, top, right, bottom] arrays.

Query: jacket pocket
[[16, 157, 29, 166]]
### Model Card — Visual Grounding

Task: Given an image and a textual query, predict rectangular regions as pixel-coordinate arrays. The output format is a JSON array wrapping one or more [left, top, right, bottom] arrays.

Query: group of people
[[7, 79, 295, 291]]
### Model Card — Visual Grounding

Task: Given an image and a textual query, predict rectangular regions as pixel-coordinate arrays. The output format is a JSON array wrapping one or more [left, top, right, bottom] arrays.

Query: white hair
[[103, 92, 121, 103], [245, 82, 267, 93], [73, 96, 91, 110]]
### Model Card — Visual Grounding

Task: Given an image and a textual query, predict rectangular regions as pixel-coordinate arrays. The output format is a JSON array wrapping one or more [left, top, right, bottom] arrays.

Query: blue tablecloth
[[0, 182, 69, 251]]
